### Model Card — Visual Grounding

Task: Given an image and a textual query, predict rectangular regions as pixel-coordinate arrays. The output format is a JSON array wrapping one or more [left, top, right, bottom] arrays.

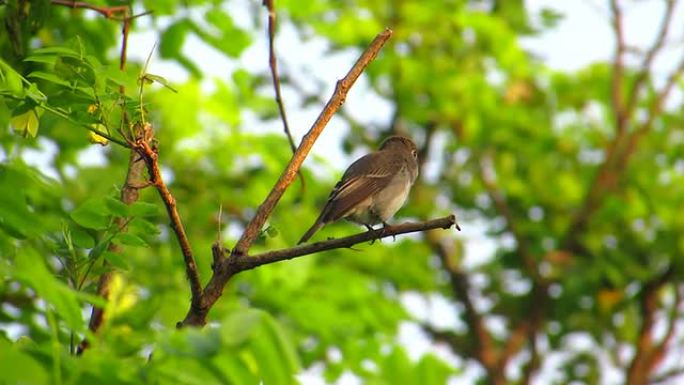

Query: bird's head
[[380, 136, 418, 159]]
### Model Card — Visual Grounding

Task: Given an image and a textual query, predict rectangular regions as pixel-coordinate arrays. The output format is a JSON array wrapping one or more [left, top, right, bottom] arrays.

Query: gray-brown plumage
[[298, 136, 419, 244]]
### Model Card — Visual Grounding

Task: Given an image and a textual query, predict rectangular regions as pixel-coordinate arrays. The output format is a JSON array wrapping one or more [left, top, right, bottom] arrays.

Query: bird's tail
[[298, 220, 325, 244]]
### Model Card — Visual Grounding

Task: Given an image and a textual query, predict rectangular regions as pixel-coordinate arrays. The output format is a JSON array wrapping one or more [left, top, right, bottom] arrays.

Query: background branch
[[609, 0, 627, 133], [51, 0, 128, 19], [563, 2, 684, 254], [262, 0, 295, 153], [626, 266, 675, 385], [262, 0, 306, 193], [75, 4, 150, 354], [624, 0, 678, 117]]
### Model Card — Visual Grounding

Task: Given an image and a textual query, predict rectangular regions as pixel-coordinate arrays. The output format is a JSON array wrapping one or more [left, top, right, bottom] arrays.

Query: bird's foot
[[381, 222, 396, 241], [365, 224, 383, 244]]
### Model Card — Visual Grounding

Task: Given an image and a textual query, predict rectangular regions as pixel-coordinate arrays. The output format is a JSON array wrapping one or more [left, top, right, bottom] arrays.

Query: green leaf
[[28, 71, 70, 87], [105, 197, 129, 217], [143, 73, 178, 93], [128, 217, 160, 236], [219, 309, 263, 348], [0, 59, 25, 95], [129, 202, 159, 217], [13, 251, 84, 330], [71, 199, 110, 230], [70, 226, 95, 249], [88, 235, 112, 261], [10, 109, 41, 138], [113, 233, 148, 247], [31, 46, 82, 58], [250, 312, 300, 385], [0, 339, 49, 385], [103, 251, 130, 270]]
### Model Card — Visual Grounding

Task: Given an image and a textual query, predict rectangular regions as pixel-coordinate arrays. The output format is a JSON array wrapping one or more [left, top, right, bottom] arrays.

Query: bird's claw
[[381, 222, 396, 242]]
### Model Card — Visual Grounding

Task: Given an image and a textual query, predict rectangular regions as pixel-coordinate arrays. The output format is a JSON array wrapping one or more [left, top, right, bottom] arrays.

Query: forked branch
[[180, 215, 459, 327], [179, 29, 396, 327], [231, 28, 393, 257]]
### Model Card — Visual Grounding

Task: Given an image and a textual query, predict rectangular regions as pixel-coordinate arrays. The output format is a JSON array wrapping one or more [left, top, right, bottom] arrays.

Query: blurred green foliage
[[1, 0, 683, 384]]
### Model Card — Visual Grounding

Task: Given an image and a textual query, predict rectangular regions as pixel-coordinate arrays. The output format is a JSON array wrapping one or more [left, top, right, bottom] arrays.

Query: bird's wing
[[321, 151, 399, 222]]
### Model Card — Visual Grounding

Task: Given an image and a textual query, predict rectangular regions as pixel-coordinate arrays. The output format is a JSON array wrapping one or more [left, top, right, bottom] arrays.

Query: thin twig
[[261, 0, 306, 194], [563, 3, 684, 254], [609, 0, 627, 133], [179, 214, 457, 327], [262, 0, 296, 152], [231, 28, 393, 257], [478, 154, 540, 281], [178, 28, 393, 328], [624, 0, 678, 118], [641, 282, 682, 380], [619, 54, 684, 164], [50, 0, 128, 19], [135, 129, 203, 311]]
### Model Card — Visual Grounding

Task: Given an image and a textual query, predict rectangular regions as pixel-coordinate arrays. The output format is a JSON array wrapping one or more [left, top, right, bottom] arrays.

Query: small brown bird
[[298, 135, 419, 244]]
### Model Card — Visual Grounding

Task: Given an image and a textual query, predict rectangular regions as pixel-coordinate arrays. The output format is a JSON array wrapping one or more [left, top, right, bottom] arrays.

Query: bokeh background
[[1, 1, 684, 384]]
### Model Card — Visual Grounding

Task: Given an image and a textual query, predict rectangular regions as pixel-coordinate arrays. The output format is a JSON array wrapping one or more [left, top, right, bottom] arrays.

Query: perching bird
[[298, 135, 419, 244]]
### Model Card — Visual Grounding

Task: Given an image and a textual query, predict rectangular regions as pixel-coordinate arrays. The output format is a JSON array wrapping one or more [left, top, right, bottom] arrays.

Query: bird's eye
[[412, 150, 417, 158]]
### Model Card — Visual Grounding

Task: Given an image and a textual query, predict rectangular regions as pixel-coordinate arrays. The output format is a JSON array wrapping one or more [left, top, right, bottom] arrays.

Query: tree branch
[[77, 150, 146, 354], [261, 0, 306, 194], [75, 4, 151, 353], [262, 0, 296, 153], [623, 0, 678, 118], [563, 2, 684, 254], [626, 266, 675, 385], [609, 0, 627, 134], [430, 238, 504, 385], [478, 154, 541, 281], [133, 126, 203, 311], [180, 214, 457, 327], [51, 0, 128, 19], [231, 28, 393, 256], [645, 283, 682, 373], [233, 215, 458, 270], [178, 29, 394, 327]]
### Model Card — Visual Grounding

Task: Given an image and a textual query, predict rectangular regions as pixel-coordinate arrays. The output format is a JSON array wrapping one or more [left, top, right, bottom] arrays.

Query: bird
[[298, 135, 419, 244]]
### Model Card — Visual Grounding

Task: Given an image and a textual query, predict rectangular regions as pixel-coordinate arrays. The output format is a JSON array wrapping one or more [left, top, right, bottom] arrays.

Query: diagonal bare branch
[[231, 28, 393, 257], [134, 127, 203, 310], [177, 28, 394, 328]]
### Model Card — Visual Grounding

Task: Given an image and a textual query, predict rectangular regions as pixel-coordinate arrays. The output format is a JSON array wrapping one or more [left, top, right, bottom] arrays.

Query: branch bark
[[231, 28, 393, 257], [626, 266, 676, 385], [177, 28, 394, 327], [51, 0, 128, 19], [262, 0, 295, 153], [262, 0, 306, 193], [430, 238, 504, 385], [181, 215, 457, 327], [75, 4, 149, 354], [134, 125, 203, 311], [563, 1, 684, 253]]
